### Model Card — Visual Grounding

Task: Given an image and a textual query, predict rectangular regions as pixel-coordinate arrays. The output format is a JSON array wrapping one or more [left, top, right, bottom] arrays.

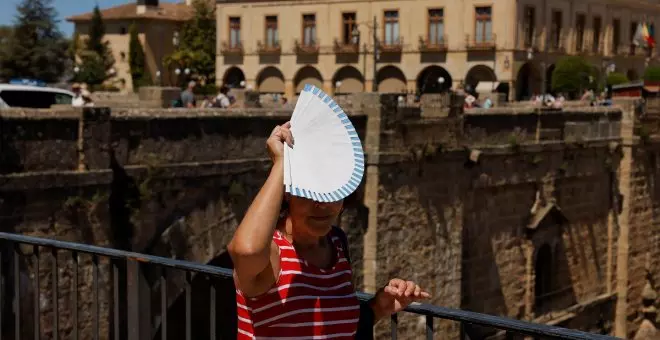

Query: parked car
[[0, 84, 74, 109]]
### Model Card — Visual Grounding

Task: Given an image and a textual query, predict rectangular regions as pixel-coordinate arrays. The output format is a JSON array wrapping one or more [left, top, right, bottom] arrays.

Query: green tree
[[551, 56, 598, 99], [164, 0, 216, 84], [128, 23, 152, 90], [606, 72, 629, 86], [0, 0, 70, 83], [644, 66, 660, 82], [75, 5, 115, 85]]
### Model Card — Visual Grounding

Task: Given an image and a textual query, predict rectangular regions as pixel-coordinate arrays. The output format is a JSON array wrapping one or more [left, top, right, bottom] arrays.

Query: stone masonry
[[0, 96, 656, 339]]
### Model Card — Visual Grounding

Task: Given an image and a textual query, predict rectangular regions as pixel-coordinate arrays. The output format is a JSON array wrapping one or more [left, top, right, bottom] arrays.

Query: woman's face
[[288, 196, 343, 236]]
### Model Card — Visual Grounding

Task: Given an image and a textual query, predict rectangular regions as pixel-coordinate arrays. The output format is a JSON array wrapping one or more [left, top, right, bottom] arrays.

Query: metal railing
[[0, 232, 618, 340]]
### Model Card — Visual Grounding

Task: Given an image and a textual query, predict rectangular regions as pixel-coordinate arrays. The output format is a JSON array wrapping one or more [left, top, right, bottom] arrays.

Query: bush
[[552, 56, 598, 98], [606, 72, 629, 86], [644, 66, 660, 81]]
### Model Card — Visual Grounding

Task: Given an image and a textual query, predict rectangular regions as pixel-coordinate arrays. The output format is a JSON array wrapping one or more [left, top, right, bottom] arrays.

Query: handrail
[[0, 232, 620, 340]]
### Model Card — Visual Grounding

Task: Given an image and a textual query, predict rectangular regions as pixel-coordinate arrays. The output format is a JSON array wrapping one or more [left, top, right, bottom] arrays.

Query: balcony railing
[[294, 39, 320, 54], [0, 232, 619, 340], [333, 38, 360, 54], [257, 40, 281, 54], [419, 35, 448, 52], [220, 41, 243, 55], [379, 37, 404, 53], [466, 33, 497, 50]]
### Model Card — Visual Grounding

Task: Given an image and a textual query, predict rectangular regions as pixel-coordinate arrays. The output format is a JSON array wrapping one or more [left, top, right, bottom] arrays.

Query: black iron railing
[[0, 232, 618, 340]]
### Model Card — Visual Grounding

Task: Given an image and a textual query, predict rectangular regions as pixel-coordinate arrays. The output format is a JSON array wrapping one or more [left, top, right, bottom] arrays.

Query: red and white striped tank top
[[236, 229, 360, 339]]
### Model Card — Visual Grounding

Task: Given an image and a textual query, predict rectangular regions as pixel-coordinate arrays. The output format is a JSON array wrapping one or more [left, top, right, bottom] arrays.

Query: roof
[[0, 84, 74, 96], [66, 3, 193, 23]]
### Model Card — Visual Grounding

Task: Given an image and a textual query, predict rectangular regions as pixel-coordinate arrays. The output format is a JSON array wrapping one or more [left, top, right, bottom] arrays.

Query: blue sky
[[0, 0, 179, 37]]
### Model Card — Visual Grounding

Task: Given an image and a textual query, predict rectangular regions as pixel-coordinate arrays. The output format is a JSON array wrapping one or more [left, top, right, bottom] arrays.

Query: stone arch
[[416, 65, 453, 94], [546, 64, 556, 94], [256, 66, 285, 93], [627, 68, 640, 81], [377, 65, 407, 93], [332, 66, 364, 94], [516, 62, 542, 101], [534, 243, 553, 312], [294, 65, 324, 93], [222, 67, 246, 89], [465, 65, 497, 92]]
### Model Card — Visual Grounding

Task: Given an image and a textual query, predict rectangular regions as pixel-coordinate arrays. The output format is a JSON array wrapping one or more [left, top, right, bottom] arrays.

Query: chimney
[[137, 0, 159, 14]]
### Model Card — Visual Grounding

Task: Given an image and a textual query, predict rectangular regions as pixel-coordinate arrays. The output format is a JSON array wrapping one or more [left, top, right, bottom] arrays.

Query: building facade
[[215, 0, 660, 100], [67, 0, 193, 92]]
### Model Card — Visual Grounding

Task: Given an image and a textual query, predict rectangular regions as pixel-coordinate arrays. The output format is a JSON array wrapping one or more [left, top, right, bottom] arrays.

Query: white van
[[0, 84, 75, 109]]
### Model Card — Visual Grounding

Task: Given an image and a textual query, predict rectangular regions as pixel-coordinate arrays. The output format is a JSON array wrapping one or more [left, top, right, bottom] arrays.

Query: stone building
[[66, 0, 194, 91], [215, 0, 660, 100]]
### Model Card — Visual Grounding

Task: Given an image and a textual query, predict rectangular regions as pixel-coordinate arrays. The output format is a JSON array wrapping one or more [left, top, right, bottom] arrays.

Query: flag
[[633, 23, 645, 47], [647, 23, 656, 49]]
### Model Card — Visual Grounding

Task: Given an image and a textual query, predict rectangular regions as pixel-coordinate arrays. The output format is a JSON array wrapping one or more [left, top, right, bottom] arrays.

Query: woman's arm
[[228, 123, 293, 293]]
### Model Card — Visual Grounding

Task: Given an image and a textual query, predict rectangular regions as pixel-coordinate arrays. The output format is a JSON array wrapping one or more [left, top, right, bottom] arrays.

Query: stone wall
[[0, 97, 655, 340]]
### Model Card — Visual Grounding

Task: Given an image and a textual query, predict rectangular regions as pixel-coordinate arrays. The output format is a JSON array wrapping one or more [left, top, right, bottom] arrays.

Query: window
[[0, 90, 72, 109], [630, 21, 638, 55], [342, 12, 357, 44], [551, 10, 562, 50], [612, 19, 621, 54], [302, 14, 316, 46], [593, 16, 602, 53], [119, 26, 127, 35], [383, 10, 400, 45], [534, 244, 556, 313], [229, 17, 241, 48], [523, 6, 536, 48], [428, 9, 445, 45], [475, 6, 493, 44], [265, 16, 278, 47], [575, 14, 586, 51]]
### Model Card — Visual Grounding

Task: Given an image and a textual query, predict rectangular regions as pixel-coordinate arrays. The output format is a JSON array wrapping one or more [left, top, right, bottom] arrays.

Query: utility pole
[[540, 0, 549, 100], [372, 15, 379, 92]]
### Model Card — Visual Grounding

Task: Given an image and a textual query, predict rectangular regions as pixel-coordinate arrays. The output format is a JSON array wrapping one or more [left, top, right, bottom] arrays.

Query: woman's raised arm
[[227, 123, 293, 291]]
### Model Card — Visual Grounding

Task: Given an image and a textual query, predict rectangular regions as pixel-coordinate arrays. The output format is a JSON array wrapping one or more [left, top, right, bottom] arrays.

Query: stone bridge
[[0, 95, 658, 339]]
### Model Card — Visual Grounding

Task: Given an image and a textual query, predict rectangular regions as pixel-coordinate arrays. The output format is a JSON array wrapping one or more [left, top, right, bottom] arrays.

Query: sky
[[0, 0, 179, 37]]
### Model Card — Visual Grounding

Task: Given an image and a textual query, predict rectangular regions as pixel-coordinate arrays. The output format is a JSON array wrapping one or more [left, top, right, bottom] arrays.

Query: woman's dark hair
[[220, 85, 230, 94]]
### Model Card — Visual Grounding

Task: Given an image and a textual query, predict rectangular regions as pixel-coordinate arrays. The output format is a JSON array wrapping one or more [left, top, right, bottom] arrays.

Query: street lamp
[[350, 16, 379, 92], [74, 66, 80, 74], [175, 68, 181, 75], [240, 80, 246, 88], [184, 68, 190, 75], [335, 80, 342, 93]]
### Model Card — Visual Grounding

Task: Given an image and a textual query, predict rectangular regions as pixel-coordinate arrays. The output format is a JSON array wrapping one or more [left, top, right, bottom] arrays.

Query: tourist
[[181, 81, 197, 108], [215, 85, 231, 108], [71, 83, 84, 107], [228, 122, 430, 339]]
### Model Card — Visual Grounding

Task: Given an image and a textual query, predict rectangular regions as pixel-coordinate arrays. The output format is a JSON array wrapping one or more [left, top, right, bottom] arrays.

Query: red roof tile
[[66, 3, 193, 22]]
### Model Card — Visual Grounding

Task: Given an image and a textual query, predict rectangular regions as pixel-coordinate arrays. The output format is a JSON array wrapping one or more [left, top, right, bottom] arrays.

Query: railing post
[[126, 260, 151, 340]]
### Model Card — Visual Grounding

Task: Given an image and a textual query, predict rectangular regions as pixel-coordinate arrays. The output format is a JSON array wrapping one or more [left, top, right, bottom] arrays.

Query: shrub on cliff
[[551, 56, 597, 98], [644, 66, 660, 82], [606, 72, 629, 86]]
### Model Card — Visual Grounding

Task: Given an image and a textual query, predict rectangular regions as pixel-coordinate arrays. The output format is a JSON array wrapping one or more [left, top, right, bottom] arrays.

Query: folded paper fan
[[283, 84, 364, 202]]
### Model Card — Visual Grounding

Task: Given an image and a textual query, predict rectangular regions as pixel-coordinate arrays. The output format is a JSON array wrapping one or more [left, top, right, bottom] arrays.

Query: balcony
[[333, 38, 360, 54], [0, 231, 619, 340], [220, 41, 243, 55], [418, 35, 448, 52], [466, 33, 496, 50], [257, 40, 281, 55], [379, 37, 404, 53], [294, 39, 320, 55]]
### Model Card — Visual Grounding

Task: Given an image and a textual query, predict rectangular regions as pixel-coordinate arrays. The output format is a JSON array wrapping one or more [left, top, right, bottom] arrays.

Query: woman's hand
[[267, 122, 294, 164], [370, 279, 431, 321]]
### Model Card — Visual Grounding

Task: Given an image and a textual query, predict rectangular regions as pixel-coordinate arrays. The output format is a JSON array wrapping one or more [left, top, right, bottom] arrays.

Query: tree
[[551, 56, 598, 99], [0, 0, 70, 83], [128, 23, 152, 90], [75, 5, 115, 85], [164, 0, 216, 84], [644, 66, 660, 82], [606, 72, 629, 86]]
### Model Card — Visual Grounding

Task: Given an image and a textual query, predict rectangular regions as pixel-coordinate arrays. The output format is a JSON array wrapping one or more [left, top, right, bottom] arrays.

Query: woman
[[228, 122, 430, 339]]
